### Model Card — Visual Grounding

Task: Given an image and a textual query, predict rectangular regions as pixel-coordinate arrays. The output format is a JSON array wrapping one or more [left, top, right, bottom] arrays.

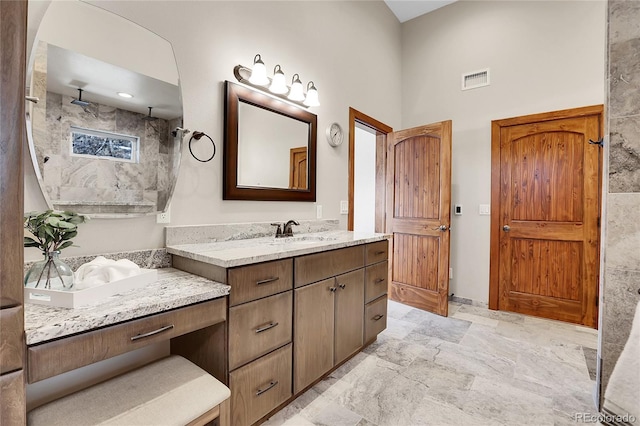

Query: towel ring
[[188, 131, 216, 162]]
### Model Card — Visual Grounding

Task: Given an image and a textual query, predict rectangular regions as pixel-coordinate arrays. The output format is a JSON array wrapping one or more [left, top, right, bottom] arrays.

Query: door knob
[[503, 225, 510, 232], [435, 225, 449, 231]]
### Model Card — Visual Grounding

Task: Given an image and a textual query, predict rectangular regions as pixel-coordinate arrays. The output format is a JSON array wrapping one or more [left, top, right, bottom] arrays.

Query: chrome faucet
[[283, 220, 299, 237], [270, 223, 283, 238]]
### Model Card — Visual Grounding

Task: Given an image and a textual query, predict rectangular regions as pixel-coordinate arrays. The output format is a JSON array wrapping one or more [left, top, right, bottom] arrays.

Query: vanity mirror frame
[[223, 81, 317, 202]]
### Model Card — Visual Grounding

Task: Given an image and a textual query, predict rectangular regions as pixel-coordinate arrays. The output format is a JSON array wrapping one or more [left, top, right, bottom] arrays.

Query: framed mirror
[[26, 1, 183, 217], [224, 81, 317, 201]]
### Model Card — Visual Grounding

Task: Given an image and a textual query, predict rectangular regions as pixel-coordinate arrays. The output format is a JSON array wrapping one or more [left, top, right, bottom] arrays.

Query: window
[[70, 126, 139, 163]]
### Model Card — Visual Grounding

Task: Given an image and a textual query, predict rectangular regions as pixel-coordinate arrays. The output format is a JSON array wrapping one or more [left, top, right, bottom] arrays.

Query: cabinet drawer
[[229, 291, 292, 370], [230, 344, 292, 426], [27, 297, 227, 383], [294, 245, 364, 287], [365, 261, 388, 303], [0, 306, 23, 374], [365, 240, 388, 265], [229, 259, 293, 306], [364, 295, 387, 343]]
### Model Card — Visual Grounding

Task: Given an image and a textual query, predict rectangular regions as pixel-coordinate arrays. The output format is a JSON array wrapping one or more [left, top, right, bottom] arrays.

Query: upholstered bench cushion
[[28, 355, 230, 426]]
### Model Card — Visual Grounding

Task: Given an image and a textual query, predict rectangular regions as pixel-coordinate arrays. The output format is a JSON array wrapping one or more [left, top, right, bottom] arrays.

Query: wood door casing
[[490, 105, 602, 328], [289, 147, 307, 190], [386, 121, 452, 316]]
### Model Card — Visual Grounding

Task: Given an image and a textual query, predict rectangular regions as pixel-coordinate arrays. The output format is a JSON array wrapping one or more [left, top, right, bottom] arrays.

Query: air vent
[[462, 68, 490, 90]]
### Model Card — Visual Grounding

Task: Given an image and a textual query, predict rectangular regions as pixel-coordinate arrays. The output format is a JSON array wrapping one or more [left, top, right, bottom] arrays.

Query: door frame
[[347, 107, 393, 231], [489, 105, 604, 311]]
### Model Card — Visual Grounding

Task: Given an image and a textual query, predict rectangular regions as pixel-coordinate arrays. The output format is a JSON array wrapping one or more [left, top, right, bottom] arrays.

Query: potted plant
[[24, 210, 87, 290]]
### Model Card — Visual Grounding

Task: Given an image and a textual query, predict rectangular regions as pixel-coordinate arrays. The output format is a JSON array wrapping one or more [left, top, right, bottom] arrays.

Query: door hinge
[[597, 217, 601, 227]]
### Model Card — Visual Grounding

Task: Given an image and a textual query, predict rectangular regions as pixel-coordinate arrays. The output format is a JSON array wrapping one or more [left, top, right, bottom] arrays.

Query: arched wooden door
[[490, 106, 603, 328], [386, 121, 452, 316]]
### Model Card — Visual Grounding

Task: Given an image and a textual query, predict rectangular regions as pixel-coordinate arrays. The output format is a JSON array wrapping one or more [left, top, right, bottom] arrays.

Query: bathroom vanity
[[24, 269, 231, 384], [167, 229, 390, 425]]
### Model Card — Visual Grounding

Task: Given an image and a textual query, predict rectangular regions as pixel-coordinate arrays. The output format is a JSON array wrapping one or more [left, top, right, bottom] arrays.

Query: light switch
[[340, 201, 348, 215], [479, 204, 490, 215], [316, 204, 323, 219]]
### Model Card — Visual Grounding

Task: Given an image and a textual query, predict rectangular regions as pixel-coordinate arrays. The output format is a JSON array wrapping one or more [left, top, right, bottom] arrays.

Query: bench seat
[[28, 355, 230, 426]]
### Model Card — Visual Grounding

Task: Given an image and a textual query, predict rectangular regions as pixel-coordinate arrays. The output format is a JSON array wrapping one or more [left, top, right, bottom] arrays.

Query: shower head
[[143, 106, 158, 121], [70, 88, 90, 107]]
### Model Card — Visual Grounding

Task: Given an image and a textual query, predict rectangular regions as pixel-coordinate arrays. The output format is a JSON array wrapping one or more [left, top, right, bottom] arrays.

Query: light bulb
[[249, 54, 269, 86], [303, 81, 320, 107], [269, 65, 288, 94], [288, 74, 304, 101]]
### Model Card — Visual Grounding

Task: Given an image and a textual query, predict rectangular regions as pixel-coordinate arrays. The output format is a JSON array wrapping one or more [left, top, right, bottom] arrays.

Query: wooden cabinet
[[293, 278, 335, 393], [334, 269, 365, 365], [1, 1, 27, 422], [28, 298, 227, 383], [293, 247, 366, 393], [226, 260, 293, 425], [173, 240, 388, 425]]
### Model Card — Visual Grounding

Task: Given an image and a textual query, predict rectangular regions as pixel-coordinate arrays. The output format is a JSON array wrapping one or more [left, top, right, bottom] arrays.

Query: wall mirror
[[224, 81, 317, 201], [26, 0, 183, 217]]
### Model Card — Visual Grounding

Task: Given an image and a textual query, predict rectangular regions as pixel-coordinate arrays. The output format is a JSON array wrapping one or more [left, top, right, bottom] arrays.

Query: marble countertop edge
[[24, 268, 230, 346], [166, 231, 391, 268]]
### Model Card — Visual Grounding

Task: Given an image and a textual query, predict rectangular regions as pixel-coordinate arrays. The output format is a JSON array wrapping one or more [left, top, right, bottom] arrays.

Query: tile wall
[[600, 0, 640, 402]]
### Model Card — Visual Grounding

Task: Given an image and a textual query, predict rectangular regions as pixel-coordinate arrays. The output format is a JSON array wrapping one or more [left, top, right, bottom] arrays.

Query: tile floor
[[263, 301, 599, 426]]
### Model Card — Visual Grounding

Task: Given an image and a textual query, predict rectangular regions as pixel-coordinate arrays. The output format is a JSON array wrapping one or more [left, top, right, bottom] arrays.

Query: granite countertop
[[25, 268, 230, 346], [166, 230, 390, 268]]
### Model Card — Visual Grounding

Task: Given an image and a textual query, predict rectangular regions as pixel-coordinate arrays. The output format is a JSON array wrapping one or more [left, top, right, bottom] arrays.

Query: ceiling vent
[[462, 68, 490, 91]]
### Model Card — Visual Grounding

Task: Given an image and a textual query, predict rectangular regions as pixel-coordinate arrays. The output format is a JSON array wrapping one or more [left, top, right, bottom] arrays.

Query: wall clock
[[326, 122, 344, 147]]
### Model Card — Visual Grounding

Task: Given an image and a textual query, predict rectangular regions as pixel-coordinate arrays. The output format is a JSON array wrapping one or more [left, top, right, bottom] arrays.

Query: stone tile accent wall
[[600, 0, 640, 404]]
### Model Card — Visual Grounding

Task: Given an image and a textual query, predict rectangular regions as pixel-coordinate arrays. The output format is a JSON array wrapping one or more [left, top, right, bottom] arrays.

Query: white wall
[[400, 0, 606, 303], [24, 0, 403, 262], [354, 127, 376, 233]]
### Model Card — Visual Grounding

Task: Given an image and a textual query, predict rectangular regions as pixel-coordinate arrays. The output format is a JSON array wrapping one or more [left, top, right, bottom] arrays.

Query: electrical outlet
[[316, 204, 322, 219], [157, 207, 171, 224]]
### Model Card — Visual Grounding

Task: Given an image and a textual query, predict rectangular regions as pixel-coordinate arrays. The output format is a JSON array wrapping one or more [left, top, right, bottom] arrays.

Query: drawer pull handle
[[256, 277, 279, 286], [255, 322, 279, 333], [338, 283, 346, 289], [375, 251, 385, 255], [131, 324, 174, 341], [375, 278, 386, 284], [372, 314, 384, 321], [256, 380, 279, 396], [329, 287, 337, 292]]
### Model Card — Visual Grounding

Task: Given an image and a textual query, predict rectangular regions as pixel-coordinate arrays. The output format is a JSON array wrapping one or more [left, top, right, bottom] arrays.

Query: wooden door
[[289, 147, 307, 189], [334, 269, 364, 365], [293, 278, 334, 393], [386, 121, 452, 316], [490, 106, 602, 328]]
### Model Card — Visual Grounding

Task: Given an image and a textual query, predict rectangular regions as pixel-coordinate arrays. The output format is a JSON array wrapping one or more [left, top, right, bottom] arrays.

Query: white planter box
[[25, 268, 158, 309]]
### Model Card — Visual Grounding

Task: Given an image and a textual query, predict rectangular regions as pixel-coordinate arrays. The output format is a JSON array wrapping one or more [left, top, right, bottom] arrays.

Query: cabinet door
[[294, 278, 335, 394], [334, 269, 365, 365]]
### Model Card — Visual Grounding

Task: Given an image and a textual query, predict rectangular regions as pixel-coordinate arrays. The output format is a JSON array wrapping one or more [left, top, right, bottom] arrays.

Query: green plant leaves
[[23, 210, 86, 252]]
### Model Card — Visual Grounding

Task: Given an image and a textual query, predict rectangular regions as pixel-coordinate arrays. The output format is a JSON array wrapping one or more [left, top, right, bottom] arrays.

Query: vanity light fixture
[[269, 65, 288, 94], [233, 54, 320, 108], [248, 54, 269, 86], [117, 92, 133, 98]]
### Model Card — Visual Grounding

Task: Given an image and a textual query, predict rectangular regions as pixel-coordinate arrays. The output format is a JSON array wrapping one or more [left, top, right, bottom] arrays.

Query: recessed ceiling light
[[117, 92, 133, 98]]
